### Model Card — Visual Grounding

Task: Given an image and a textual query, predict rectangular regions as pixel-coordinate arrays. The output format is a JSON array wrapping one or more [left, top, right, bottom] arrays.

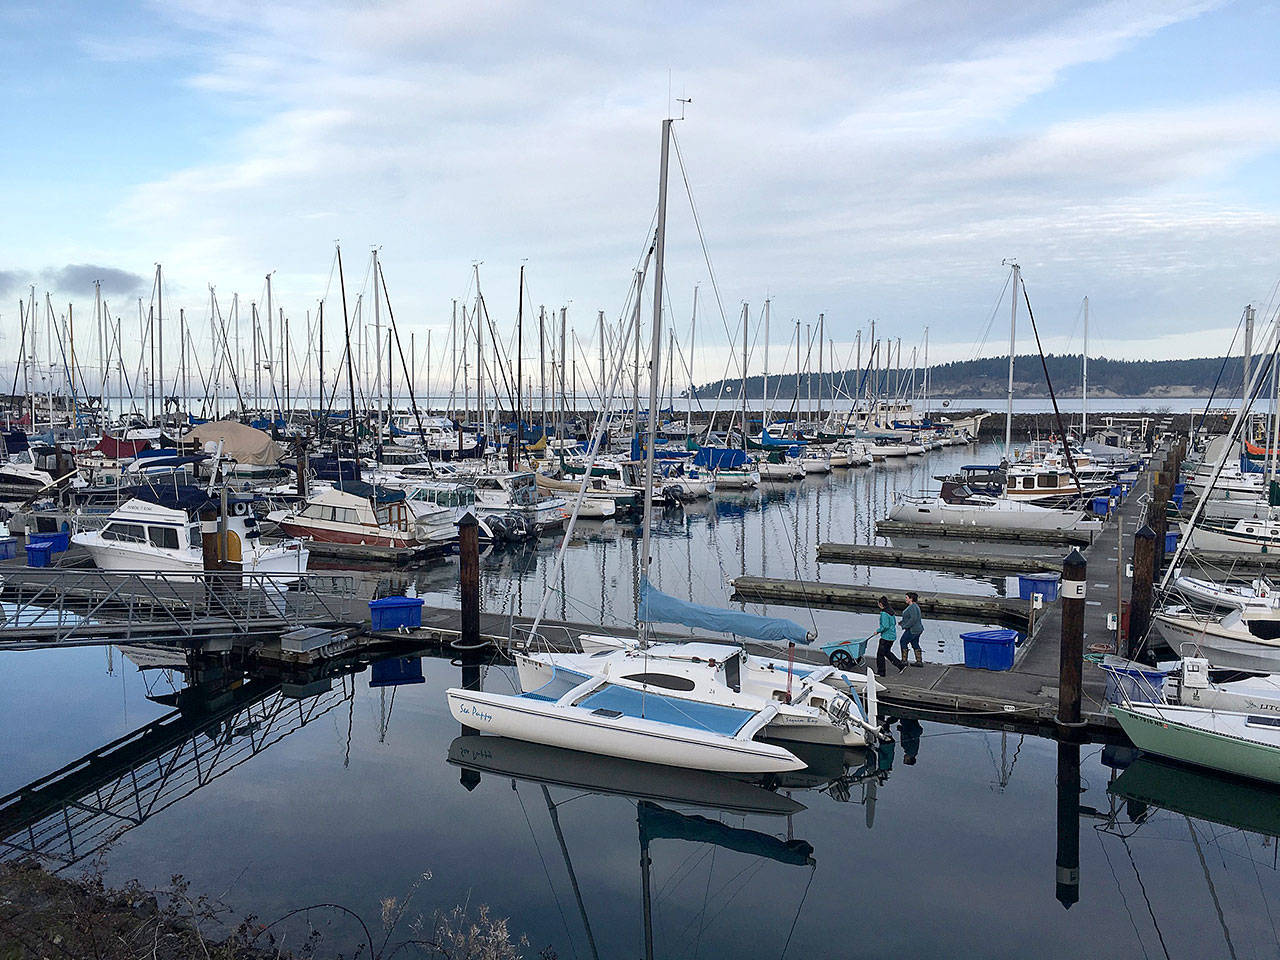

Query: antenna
[[675, 96, 692, 121]]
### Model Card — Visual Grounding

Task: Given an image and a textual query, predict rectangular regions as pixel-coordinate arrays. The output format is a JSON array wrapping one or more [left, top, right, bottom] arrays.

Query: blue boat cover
[[579, 684, 754, 737], [638, 577, 812, 644], [692, 446, 748, 470]]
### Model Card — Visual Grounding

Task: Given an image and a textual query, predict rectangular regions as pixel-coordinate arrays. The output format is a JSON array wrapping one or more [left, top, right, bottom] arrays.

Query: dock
[[875, 519, 1094, 546], [817, 542, 1063, 575], [729, 575, 1031, 628]]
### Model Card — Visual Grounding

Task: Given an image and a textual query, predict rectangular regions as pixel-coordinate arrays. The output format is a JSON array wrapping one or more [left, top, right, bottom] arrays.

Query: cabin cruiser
[[473, 471, 568, 535], [887, 481, 1100, 531], [73, 486, 309, 579], [0, 445, 77, 499], [1173, 573, 1277, 613], [1186, 515, 1280, 554], [267, 481, 455, 549]]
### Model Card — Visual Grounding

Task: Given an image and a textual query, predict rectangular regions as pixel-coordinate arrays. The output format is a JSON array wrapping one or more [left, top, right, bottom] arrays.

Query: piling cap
[[1062, 547, 1087, 576], [1134, 523, 1155, 541], [458, 510, 478, 528]]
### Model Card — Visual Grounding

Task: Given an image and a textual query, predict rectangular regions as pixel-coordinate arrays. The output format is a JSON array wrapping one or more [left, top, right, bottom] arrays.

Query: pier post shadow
[[1055, 739, 1081, 909]]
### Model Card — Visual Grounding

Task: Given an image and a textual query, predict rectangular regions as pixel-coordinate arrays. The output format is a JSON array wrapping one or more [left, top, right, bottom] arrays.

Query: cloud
[[0, 271, 26, 298], [46, 264, 147, 297], [27, 0, 1273, 378]]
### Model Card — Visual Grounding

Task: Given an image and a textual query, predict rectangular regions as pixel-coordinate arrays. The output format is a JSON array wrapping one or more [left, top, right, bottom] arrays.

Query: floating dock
[[817, 542, 1063, 575], [875, 519, 1094, 546]]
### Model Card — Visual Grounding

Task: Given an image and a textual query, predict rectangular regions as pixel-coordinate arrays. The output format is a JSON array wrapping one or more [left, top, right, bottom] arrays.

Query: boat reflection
[[448, 733, 855, 960], [1108, 755, 1280, 837]]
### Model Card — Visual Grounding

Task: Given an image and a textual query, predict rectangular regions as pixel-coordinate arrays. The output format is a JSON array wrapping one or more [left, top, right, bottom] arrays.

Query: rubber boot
[[913, 649, 924, 668]]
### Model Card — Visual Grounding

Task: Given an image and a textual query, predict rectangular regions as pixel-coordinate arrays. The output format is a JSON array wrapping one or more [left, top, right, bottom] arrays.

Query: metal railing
[[0, 569, 359, 647]]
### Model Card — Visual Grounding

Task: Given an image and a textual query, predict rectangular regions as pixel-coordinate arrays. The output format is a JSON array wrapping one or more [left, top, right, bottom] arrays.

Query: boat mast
[[1003, 260, 1020, 459], [740, 302, 748, 452], [817, 312, 824, 426], [1081, 296, 1088, 438], [336, 244, 360, 481], [639, 117, 672, 650], [762, 297, 769, 429]]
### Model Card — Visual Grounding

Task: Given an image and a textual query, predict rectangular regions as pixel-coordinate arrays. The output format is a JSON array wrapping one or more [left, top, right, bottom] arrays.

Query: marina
[[5, 4, 1280, 954]]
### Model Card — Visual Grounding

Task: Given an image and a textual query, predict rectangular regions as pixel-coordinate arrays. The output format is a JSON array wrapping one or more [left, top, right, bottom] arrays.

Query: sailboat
[[447, 117, 878, 773]]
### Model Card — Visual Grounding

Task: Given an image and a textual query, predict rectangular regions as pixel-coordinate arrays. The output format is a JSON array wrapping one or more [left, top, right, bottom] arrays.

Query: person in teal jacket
[[874, 595, 906, 677]]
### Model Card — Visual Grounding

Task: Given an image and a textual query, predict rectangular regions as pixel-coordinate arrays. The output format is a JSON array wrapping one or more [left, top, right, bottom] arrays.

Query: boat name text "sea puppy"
[[461, 704, 494, 723]]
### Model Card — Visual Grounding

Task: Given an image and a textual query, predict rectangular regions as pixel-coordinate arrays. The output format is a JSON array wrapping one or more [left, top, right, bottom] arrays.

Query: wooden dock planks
[[817, 542, 1064, 575], [875, 519, 1094, 545]]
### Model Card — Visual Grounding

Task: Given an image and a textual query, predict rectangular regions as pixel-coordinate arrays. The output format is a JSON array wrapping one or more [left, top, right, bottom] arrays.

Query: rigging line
[[1239, 830, 1280, 948], [778, 863, 817, 960], [1186, 817, 1238, 960], [1096, 829, 1153, 960], [1121, 834, 1172, 960], [970, 271, 1013, 363], [1196, 309, 1244, 437], [693, 845, 716, 960], [513, 783, 580, 960], [1020, 278, 1084, 497]]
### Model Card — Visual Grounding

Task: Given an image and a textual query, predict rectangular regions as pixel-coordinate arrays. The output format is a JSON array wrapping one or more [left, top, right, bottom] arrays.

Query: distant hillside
[[690, 353, 1254, 400]]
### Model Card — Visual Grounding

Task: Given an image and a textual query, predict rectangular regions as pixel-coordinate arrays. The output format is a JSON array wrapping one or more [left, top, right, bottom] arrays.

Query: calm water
[[2, 441, 1278, 957]]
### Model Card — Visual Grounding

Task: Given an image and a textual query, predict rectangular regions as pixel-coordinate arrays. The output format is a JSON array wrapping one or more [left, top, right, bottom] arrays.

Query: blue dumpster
[[1091, 497, 1110, 516], [24, 542, 52, 568], [961, 630, 1020, 671], [1165, 531, 1179, 553], [1018, 573, 1061, 602], [370, 596, 425, 631], [28, 531, 70, 553], [0, 537, 18, 560]]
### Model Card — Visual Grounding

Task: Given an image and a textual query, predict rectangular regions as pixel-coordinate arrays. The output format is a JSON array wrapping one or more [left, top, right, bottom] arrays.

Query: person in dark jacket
[[899, 591, 925, 668], [874, 595, 906, 677]]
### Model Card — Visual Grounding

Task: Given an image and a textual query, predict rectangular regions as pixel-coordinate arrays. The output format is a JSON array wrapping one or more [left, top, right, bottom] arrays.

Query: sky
[[1, 0, 1279, 394]]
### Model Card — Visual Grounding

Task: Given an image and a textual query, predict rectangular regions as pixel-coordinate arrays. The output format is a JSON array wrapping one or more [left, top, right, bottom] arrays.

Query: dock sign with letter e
[[1062, 580, 1087, 600]]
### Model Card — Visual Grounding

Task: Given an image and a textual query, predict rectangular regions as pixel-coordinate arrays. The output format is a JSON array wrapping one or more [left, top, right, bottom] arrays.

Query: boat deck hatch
[[590, 708, 623, 718], [1246, 715, 1280, 729]]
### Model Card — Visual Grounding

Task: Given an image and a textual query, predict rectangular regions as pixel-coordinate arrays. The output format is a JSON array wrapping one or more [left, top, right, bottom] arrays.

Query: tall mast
[[540, 306, 547, 446], [266, 272, 274, 415], [817, 312, 824, 425], [181, 309, 189, 418], [1004, 261, 1020, 458], [1081, 296, 1088, 437], [639, 117, 672, 648], [762, 298, 769, 428], [740, 302, 748, 452], [336, 244, 360, 480], [516, 265, 524, 467], [156, 264, 163, 422], [597, 309, 605, 411]]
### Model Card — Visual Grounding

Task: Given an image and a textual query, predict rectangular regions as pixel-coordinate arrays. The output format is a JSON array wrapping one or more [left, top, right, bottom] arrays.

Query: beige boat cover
[[185, 420, 285, 466]]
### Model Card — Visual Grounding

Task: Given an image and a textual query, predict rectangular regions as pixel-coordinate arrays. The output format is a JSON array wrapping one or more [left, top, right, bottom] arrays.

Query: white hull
[[887, 497, 1093, 531], [445, 688, 803, 774], [1154, 611, 1280, 672]]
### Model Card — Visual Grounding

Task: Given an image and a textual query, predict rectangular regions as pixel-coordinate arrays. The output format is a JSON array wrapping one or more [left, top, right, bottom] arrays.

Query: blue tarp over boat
[[638, 577, 812, 644], [691, 446, 748, 470]]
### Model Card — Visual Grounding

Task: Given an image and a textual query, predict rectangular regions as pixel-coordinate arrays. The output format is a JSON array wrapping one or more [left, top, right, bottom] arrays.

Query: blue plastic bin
[[28, 531, 70, 553], [1104, 664, 1165, 705], [1091, 497, 1110, 516], [961, 629, 1019, 671], [1018, 573, 1061, 602], [369, 596, 425, 631], [0, 537, 18, 560], [1110, 485, 1122, 499], [24, 542, 52, 568], [1165, 531, 1179, 553]]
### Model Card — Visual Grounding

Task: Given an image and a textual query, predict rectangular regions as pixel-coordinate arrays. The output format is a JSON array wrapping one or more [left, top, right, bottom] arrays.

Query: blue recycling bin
[[369, 596, 425, 631], [24, 542, 52, 568], [1091, 497, 1110, 516], [28, 531, 70, 553], [0, 537, 18, 560], [1018, 573, 1061, 602], [961, 629, 1020, 671], [1104, 664, 1166, 704], [1165, 531, 1179, 553]]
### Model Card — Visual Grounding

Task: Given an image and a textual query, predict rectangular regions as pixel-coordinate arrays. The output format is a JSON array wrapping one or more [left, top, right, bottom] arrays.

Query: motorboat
[[266, 480, 455, 549], [473, 471, 568, 534], [73, 485, 309, 579], [0, 445, 76, 499]]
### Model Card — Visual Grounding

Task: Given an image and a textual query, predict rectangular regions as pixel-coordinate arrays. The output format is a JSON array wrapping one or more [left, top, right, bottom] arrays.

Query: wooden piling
[[1127, 524, 1155, 659], [1056, 548, 1086, 729], [1151, 483, 1170, 571]]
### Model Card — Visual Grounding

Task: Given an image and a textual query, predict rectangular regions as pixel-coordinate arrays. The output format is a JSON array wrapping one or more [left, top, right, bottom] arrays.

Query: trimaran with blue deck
[[446, 116, 880, 774]]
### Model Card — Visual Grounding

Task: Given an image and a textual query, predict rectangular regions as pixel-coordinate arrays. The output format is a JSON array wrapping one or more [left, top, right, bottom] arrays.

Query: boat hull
[[445, 688, 804, 774], [1111, 703, 1280, 785]]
